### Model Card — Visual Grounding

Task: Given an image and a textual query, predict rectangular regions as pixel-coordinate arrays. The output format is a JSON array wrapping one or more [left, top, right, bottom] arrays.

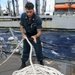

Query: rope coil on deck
[[12, 37, 64, 75], [12, 64, 63, 75]]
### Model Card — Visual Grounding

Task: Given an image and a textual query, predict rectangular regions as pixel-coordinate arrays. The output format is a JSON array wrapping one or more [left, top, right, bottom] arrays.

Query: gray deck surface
[[0, 53, 75, 75]]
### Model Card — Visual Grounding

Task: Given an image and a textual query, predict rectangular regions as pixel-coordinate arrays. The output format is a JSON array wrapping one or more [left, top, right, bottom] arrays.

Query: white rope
[[0, 39, 23, 66], [12, 37, 64, 75]]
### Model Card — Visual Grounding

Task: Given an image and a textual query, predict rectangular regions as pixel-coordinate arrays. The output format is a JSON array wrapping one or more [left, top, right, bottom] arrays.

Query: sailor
[[19, 2, 44, 69]]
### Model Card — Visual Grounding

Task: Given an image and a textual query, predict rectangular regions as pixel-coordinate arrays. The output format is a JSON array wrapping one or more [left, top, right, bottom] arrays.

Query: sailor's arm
[[31, 29, 41, 43], [35, 29, 42, 38], [20, 25, 26, 39]]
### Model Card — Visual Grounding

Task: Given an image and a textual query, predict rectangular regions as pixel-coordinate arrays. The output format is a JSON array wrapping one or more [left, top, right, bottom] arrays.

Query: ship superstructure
[[54, 0, 75, 15], [42, 0, 75, 29], [0, 0, 75, 30]]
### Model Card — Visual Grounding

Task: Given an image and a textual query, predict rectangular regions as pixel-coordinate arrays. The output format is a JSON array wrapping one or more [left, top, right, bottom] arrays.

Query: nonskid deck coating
[[0, 54, 75, 75]]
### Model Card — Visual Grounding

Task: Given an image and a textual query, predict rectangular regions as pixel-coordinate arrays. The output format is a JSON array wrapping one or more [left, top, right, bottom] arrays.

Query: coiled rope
[[12, 37, 64, 75]]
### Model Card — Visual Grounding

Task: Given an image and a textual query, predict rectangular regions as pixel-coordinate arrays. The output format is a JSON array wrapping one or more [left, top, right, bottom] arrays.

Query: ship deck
[[0, 53, 75, 75]]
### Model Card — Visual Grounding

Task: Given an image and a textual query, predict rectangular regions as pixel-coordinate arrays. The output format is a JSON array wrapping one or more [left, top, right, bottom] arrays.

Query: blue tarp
[[0, 29, 75, 60], [41, 31, 75, 60]]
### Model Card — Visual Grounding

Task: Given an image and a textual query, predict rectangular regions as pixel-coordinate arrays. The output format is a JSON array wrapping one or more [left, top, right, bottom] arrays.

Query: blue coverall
[[20, 13, 43, 62]]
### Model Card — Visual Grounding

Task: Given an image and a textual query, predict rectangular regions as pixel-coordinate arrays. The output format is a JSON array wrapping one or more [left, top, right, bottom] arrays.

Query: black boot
[[39, 60, 44, 65], [18, 62, 26, 70]]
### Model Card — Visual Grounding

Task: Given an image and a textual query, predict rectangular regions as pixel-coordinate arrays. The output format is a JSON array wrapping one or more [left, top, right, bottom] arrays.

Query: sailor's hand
[[22, 34, 26, 39], [31, 35, 37, 43]]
